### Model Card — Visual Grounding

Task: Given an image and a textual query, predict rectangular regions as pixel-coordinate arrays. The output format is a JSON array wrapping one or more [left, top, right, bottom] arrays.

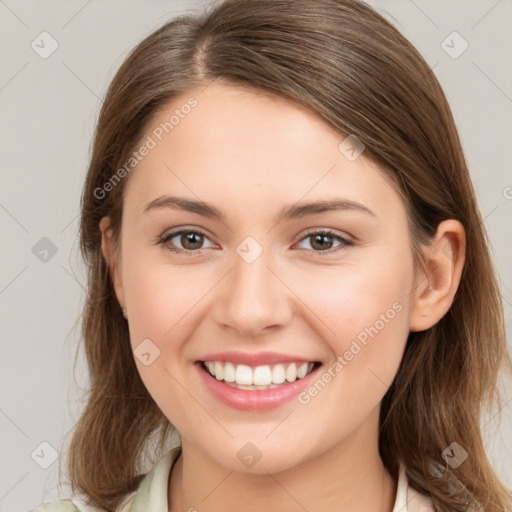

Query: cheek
[[297, 247, 411, 332], [128, 276, 186, 339], [122, 240, 209, 342], [122, 259, 201, 421], [293, 250, 413, 400]]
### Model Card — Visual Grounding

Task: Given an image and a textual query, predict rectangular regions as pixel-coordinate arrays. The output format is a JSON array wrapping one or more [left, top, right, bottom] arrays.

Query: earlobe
[[99, 216, 126, 310], [409, 219, 466, 332]]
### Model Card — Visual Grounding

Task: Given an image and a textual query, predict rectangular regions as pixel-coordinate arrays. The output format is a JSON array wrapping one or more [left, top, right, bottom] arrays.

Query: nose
[[212, 248, 293, 338]]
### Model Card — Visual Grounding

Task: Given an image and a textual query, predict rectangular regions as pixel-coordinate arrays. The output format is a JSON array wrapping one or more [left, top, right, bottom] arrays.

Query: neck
[[168, 412, 397, 512]]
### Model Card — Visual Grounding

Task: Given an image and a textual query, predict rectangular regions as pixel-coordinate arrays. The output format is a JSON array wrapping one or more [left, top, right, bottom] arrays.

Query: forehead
[[123, 81, 404, 224]]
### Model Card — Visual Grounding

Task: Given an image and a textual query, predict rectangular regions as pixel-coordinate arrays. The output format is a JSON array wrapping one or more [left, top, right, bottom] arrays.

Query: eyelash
[[157, 228, 354, 256]]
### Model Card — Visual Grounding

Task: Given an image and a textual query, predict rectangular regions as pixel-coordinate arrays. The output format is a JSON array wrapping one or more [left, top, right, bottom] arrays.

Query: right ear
[[99, 216, 126, 310]]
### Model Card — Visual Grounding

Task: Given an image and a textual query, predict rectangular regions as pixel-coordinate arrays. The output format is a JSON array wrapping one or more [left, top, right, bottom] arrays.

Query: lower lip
[[195, 362, 321, 411]]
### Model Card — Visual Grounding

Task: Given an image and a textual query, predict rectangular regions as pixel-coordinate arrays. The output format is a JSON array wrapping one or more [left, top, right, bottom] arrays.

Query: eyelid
[[298, 227, 354, 243]]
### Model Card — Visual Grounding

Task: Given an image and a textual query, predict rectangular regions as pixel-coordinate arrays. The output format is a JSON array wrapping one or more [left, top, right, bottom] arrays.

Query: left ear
[[409, 219, 466, 332]]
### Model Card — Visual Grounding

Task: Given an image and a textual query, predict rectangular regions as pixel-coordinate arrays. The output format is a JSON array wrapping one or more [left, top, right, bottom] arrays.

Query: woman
[[32, 0, 512, 511]]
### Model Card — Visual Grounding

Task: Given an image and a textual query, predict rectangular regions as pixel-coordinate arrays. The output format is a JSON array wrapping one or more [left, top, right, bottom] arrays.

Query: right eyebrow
[[143, 196, 225, 220]]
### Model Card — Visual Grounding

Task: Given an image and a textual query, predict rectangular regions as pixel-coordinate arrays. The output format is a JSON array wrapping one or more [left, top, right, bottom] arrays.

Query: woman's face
[[106, 81, 422, 473]]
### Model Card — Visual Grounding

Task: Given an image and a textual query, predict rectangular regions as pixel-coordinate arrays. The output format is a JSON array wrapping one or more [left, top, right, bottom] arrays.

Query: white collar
[[394, 463, 434, 511]]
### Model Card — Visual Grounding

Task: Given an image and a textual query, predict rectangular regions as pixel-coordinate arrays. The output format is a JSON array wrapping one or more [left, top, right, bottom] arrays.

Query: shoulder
[[29, 445, 181, 512], [30, 497, 106, 512], [30, 500, 80, 512]]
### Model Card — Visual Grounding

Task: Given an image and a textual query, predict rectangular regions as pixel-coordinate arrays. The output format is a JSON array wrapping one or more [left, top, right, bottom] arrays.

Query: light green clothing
[[30, 445, 433, 511]]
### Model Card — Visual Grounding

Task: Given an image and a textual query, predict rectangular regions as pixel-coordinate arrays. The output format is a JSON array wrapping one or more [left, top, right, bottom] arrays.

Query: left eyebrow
[[274, 198, 376, 223], [142, 195, 376, 222]]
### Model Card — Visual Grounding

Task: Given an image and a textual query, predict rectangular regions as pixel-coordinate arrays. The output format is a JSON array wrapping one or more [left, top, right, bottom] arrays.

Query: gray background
[[1, 1, 511, 511]]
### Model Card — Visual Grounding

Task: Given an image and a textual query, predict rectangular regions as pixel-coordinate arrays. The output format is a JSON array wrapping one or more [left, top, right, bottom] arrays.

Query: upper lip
[[198, 351, 320, 367]]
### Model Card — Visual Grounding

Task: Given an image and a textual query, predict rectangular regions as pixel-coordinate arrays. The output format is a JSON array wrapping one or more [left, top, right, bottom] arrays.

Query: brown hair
[[65, 0, 512, 510]]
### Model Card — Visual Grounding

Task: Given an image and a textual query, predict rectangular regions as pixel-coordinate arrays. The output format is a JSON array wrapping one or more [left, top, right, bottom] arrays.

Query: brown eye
[[297, 230, 354, 255], [309, 233, 336, 251], [159, 230, 214, 254], [178, 232, 204, 250]]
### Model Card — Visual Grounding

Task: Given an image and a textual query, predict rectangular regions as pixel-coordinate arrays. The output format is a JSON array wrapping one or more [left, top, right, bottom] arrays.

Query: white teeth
[[223, 362, 236, 382], [214, 361, 224, 381], [203, 361, 316, 386], [253, 365, 272, 385], [271, 364, 286, 384], [297, 362, 309, 378], [285, 363, 297, 382], [235, 364, 253, 385]]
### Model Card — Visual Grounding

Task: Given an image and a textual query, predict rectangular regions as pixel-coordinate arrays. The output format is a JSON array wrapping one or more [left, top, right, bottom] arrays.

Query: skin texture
[[99, 81, 465, 512]]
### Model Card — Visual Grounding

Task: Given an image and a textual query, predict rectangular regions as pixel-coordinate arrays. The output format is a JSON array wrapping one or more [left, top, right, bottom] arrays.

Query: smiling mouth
[[200, 360, 322, 390]]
